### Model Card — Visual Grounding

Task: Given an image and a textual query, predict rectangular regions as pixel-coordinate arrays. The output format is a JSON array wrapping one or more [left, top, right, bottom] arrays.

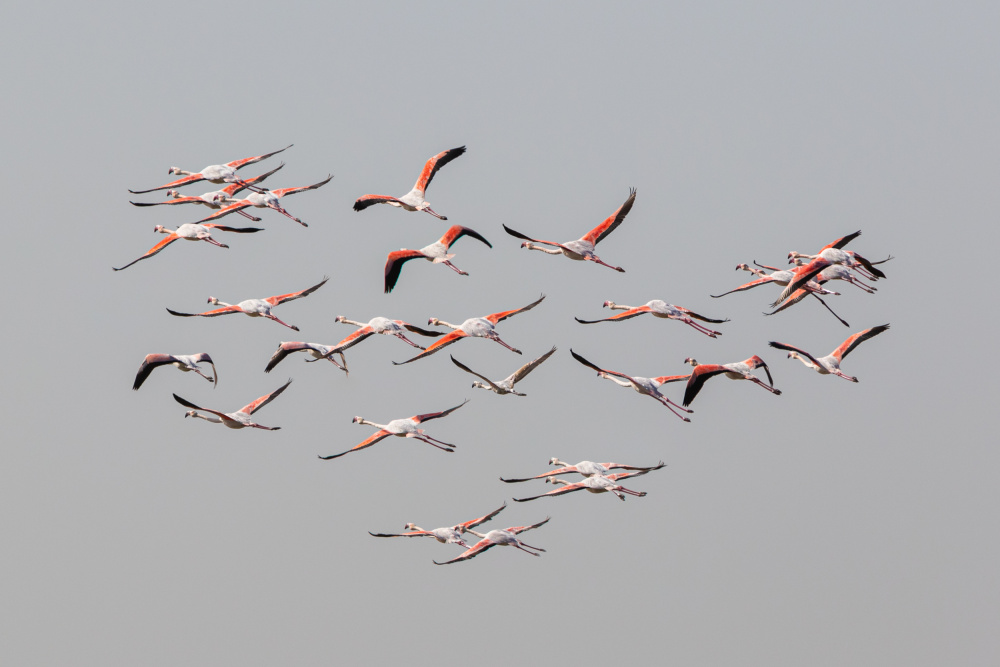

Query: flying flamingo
[[318, 400, 468, 460], [570, 350, 692, 421], [773, 231, 889, 307], [129, 163, 285, 221], [353, 146, 466, 220], [384, 225, 492, 293], [196, 174, 333, 227], [112, 222, 263, 271], [710, 262, 840, 298], [129, 145, 291, 194], [306, 316, 444, 367], [512, 466, 666, 502], [502, 188, 635, 273], [392, 295, 546, 365], [166, 277, 328, 331], [769, 324, 890, 382], [263, 342, 348, 375], [682, 356, 781, 407], [450, 345, 556, 396], [432, 517, 550, 565], [132, 353, 217, 391], [173, 378, 292, 430], [762, 273, 850, 327], [575, 300, 728, 338], [368, 503, 507, 549], [501, 458, 665, 483]]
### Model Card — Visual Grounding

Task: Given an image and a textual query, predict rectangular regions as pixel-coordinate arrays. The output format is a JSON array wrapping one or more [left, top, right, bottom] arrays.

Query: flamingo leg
[[618, 486, 646, 497], [745, 376, 781, 395], [834, 370, 859, 383], [587, 256, 626, 273], [202, 237, 229, 249], [393, 333, 424, 349], [488, 335, 522, 355], [271, 205, 306, 226], [235, 179, 268, 194], [809, 294, 850, 327], [441, 261, 469, 276], [421, 206, 447, 220], [327, 352, 349, 374], [236, 209, 263, 221], [266, 314, 300, 331], [516, 541, 545, 553], [414, 436, 455, 452], [652, 394, 693, 422], [682, 318, 722, 338]]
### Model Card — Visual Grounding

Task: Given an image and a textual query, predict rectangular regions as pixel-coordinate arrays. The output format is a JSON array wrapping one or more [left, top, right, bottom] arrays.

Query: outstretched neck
[[428, 318, 460, 330], [603, 301, 633, 311], [465, 529, 487, 539], [355, 418, 387, 430], [550, 459, 569, 468], [548, 477, 571, 486], [337, 317, 367, 328], [188, 411, 222, 423], [207, 297, 234, 308]]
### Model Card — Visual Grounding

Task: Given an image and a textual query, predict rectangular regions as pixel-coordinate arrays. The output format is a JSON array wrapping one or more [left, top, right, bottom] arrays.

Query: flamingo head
[[520, 241, 531, 249], [735, 263, 750, 271], [602, 301, 616, 309], [168, 166, 181, 175], [683, 357, 698, 367], [206, 297, 219, 305], [787, 251, 805, 263], [166, 189, 180, 198], [154, 225, 166, 233], [748, 355, 766, 368], [471, 381, 488, 390], [403, 523, 418, 531], [427, 317, 439, 326], [352, 416, 363, 424], [184, 410, 197, 418], [335, 315, 346, 323]]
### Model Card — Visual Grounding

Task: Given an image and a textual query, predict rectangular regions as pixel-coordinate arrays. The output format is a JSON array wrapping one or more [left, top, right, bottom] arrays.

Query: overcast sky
[[2, 1, 998, 665]]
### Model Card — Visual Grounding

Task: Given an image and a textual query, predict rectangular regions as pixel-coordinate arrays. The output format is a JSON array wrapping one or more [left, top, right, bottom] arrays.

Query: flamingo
[[433, 517, 550, 565], [318, 400, 468, 460], [392, 295, 546, 365], [129, 145, 291, 194], [384, 225, 492, 293], [762, 273, 851, 327], [166, 277, 328, 331], [173, 379, 291, 430], [196, 174, 333, 227], [263, 342, 348, 375], [570, 350, 692, 421], [710, 262, 840, 298], [502, 188, 635, 273], [575, 300, 728, 338], [773, 231, 889, 307], [682, 356, 781, 407], [132, 353, 217, 391], [368, 503, 507, 549], [112, 222, 262, 271], [306, 316, 445, 366], [129, 163, 285, 221], [353, 146, 466, 220], [450, 346, 556, 396], [501, 458, 665, 483], [769, 324, 890, 382], [513, 466, 665, 502]]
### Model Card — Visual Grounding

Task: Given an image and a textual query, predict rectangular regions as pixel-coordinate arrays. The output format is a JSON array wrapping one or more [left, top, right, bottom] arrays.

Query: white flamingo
[[501, 458, 665, 483], [353, 146, 465, 220], [129, 145, 291, 194], [129, 163, 285, 220], [450, 346, 556, 396], [133, 353, 217, 391], [198, 174, 333, 227], [318, 400, 468, 460], [512, 466, 665, 502], [384, 225, 492, 293], [769, 324, 890, 382], [263, 342, 348, 375], [173, 379, 292, 430], [112, 222, 262, 271], [433, 517, 550, 565], [167, 277, 328, 331], [368, 503, 507, 549], [682, 356, 781, 406], [570, 350, 692, 421], [576, 300, 728, 338]]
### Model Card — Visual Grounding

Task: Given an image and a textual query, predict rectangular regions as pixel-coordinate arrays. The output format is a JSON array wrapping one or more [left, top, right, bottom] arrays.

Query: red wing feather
[[266, 277, 329, 306], [240, 379, 292, 414], [581, 188, 636, 245], [413, 146, 466, 193], [459, 503, 507, 530], [269, 174, 333, 198], [682, 365, 729, 406], [439, 225, 492, 249], [485, 294, 546, 325], [433, 538, 495, 565], [575, 306, 650, 324], [822, 230, 862, 251], [112, 234, 179, 271], [318, 430, 392, 460], [413, 399, 468, 424], [832, 324, 890, 361], [354, 194, 403, 211], [392, 330, 468, 365], [225, 144, 292, 169], [384, 250, 425, 293]]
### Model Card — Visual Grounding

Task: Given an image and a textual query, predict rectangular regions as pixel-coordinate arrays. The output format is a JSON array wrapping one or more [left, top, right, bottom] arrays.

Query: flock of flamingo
[[123, 145, 892, 565]]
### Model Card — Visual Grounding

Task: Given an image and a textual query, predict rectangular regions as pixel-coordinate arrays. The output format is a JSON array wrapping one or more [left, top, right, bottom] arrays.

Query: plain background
[[2, 2, 997, 664]]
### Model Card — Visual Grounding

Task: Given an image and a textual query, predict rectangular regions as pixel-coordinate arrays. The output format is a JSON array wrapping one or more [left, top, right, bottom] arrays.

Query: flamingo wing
[[166, 304, 243, 318], [575, 305, 650, 324], [240, 378, 292, 415], [509, 346, 557, 383], [601, 461, 667, 473], [849, 251, 888, 279], [202, 223, 263, 233], [513, 482, 588, 502], [413, 145, 466, 193], [233, 162, 285, 193], [193, 353, 218, 388], [676, 306, 730, 323], [651, 373, 689, 385], [128, 173, 205, 194], [318, 430, 392, 460], [392, 330, 468, 365], [581, 187, 636, 245], [485, 294, 546, 325], [112, 234, 180, 271], [769, 341, 824, 368], [399, 322, 445, 338], [129, 196, 200, 207], [412, 399, 469, 424], [132, 354, 176, 390], [264, 342, 310, 373], [450, 356, 502, 392], [433, 538, 497, 565], [682, 364, 730, 406], [225, 144, 292, 169], [368, 530, 433, 538], [266, 276, 329, 306], [710, 276, 775, 298], [193, 200, 253, 223], [501, 467, 575, 483], [327, 327, 376, 354], [606, 464, 665, 482], [459, 502, 507, 531], [354, 194, 404, 211], [822, 230, 862, 251], [438, 225, 492, 249], [831, 324, 890, 362], [771, 259, 830, 307], [507, 517, 551, 534], [267, 174, 333, 199], [501, 224, 563, 248], [384, 250, 425, 294], [569, 349, 635, 385]]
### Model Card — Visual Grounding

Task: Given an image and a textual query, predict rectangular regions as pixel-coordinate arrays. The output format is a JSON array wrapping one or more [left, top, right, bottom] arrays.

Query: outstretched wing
[[384, 250, 425, 294], [193, 200, 253, 223], [832, 324, 890, 362], [439, 225, 492, 249], [129, 196, 201, 207], [682, 364, 730, 406], [602, 461, 667, 473], [129, 173, 205, 194], [325, 327, 376, 355], [112, 234, 180, 271], [651, 373, 689, 385], [771, 259, 830, 308], [822, 230, 862, 251], [266, 277, 329, 306], [399, 322, 445, 338], [450, 356, 502, 392], [166, 304, 243, 318], [502, 224, 562, 248], [231, 162, 285, 195], [268, 174, 333, 199], [132, 354, 175, 390], [354, 194, 404, 211], [575, 306, 650, 324], [413, 146, 466, 193], [509, 346, 557, 383], [848, 251, 888, 279], [569, 349, 636, 385], [507, 517, 551, 534], [675, 306, 729, 323], [225, 144, 293, 169], [606, 464, 665, 482], [710, 276, 775, 298], [203, 224, 263, 233], [412, 399, 469, 424], [485, 294, 546, 325], [318, 430, 392, 460], [368, 530, 433, 538], [265, 342, 313, 373], [392, 330, 468, 365], [582, 188, 636, 245], [432, 538, 496, 565], [240, 378, 293, 415], [769, 341, 824, 368], [459, 502, 507, 531], [513, 482, 588, 502]]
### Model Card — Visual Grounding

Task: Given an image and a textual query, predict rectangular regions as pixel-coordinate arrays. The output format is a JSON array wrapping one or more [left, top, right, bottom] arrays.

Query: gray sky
[[2, 1, 997, 664]]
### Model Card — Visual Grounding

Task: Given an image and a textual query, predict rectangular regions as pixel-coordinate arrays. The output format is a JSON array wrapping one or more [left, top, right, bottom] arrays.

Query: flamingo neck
[[430, 319, 460, 330], [188, 412, 222, 423], [356, 418, 387, 430], [338, 318, 367, 328], [605, 301, 633, 311], [465, 529, 487, 539]]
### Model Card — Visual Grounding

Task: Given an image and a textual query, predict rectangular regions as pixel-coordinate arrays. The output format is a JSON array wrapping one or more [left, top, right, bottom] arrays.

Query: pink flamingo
[[503, 188, 635, 272], [167, 277, 328, 331], [575, 299, 728, 338], [769, 324, 890, 382], [129, 145, 291, 194], [133, 353, 217, 391], [112, 222, 262, 271], [263, 342, 348, 375], [353, 146, 466, 220], [682, 356, 781, 406], [513, 465, 665, 502], [368, 503, 507, 549], [318, 400, 468, 460], [450, 345, 557, 396], [196, 174, 333, 227], [433, 517, 550, 565], [570, 350, 692, 421], [384, 225, 492, 293], [174, 379, 291, 430], [392, 295, 546, 365], [128, 163, 285, 221], [501, 458, 665, 483]]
